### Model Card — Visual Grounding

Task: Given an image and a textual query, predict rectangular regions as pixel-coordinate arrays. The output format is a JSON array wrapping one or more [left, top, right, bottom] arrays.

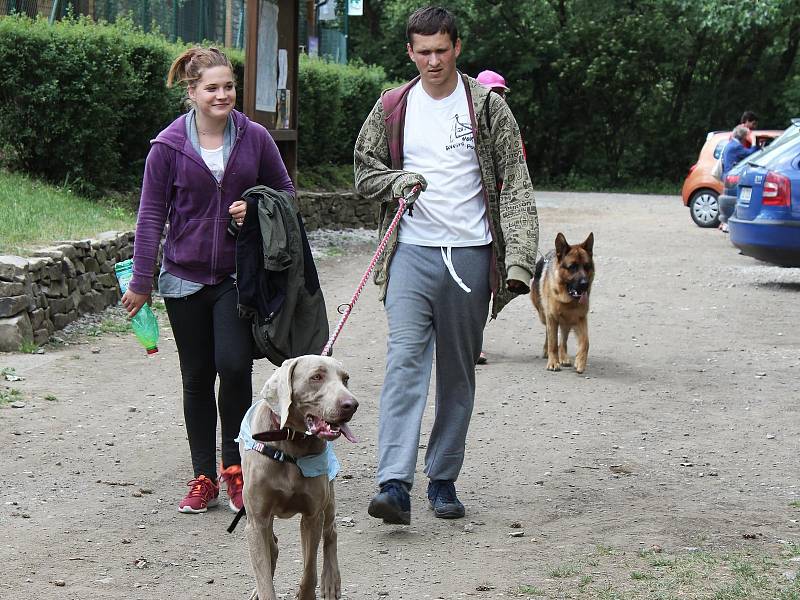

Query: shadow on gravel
[[752, 280, 800, 292]]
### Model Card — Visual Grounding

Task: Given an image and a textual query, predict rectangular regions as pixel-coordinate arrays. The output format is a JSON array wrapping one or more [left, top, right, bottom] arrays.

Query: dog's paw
[[559, 358, 572, 367], [248, 589, 259, 600], [575, 362, 586, 374], [546, 361, 561, 371], [320, 569, 341, 599]]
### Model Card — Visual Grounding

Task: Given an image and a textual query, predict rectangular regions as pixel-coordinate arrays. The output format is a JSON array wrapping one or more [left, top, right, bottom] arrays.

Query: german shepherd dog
[[530, 232, 595, 373]]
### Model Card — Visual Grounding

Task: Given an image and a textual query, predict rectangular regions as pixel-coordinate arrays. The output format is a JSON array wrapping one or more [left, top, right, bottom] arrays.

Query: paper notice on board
[[256, 0, 279, 112], [277, 49, 288, 90]]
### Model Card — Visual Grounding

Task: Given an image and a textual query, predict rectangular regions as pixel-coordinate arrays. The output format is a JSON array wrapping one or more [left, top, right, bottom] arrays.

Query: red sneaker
[[178, 475, 219, 514], [220, 464, 244, 513]]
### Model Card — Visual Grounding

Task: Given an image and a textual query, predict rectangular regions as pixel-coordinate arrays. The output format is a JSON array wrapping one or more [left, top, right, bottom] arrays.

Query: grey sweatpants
[[376, 242, 492, 488]]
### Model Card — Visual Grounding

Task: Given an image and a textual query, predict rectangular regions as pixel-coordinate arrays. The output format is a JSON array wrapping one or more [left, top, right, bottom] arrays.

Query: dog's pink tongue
[[579, 292, 588, 304], [339, 423, 358, 443]]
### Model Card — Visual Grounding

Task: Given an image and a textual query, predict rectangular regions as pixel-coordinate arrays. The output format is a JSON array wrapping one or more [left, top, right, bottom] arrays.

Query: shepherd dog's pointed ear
[[260, 357, 300, 429], [582, 232, 594, 254], [555, 232, 569, 261]]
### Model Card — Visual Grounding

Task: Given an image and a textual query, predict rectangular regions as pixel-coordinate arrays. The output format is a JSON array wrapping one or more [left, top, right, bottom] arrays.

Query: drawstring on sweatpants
[[440, 246, 471, 293]]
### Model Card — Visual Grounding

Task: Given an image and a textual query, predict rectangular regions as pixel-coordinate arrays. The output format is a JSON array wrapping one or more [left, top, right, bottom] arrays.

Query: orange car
[[681, 129, 782, 227]]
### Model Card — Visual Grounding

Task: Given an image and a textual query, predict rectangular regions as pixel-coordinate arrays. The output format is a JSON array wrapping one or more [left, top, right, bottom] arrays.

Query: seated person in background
[[719, 125, 759, 232], [722, 124, 759, 178]]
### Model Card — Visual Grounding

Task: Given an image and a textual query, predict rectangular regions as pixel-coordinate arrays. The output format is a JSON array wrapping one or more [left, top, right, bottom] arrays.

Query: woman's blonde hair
[[167, 46, 234, 89]]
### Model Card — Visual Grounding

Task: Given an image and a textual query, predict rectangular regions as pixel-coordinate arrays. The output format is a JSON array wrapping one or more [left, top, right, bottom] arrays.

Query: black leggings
[[164, 278, 253, 479]]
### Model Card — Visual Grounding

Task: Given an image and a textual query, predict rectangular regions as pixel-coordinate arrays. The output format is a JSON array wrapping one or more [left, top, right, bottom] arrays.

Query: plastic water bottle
[[114, 259, 159, 355]]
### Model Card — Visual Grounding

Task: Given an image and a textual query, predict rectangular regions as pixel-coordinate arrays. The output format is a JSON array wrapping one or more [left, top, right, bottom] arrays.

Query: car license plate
[[739, 187, 752, 204]]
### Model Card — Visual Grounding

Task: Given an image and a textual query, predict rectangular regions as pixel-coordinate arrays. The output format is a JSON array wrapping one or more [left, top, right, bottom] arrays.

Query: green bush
[[0, 15, 392, 192], [0, 15, 181, 194], [298, 55, 390, 166]]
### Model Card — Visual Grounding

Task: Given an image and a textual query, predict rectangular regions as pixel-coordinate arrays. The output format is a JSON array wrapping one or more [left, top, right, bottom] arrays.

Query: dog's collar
[[251, 408, 313, 442], [251, 428, 312, 442]]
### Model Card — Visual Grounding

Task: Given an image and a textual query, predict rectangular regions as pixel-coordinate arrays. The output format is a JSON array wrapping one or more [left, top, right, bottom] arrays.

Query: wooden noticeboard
[[243, 0, 299, 183]]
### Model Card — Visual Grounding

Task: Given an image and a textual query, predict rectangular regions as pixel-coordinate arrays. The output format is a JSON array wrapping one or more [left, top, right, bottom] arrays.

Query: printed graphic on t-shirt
[[398, 78, 490, 247], [447, 113, 475, 151]]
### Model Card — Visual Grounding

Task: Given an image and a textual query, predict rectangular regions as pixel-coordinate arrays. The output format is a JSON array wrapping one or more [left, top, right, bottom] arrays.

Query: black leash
[[228, 506, 246, 533]]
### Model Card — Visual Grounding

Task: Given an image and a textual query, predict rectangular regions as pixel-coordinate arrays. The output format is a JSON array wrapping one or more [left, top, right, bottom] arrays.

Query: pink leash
[[321, 186, 419, 357]]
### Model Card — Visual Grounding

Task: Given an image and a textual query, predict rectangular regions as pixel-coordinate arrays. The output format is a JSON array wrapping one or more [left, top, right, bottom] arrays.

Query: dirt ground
[[2, 191, 799, 600]]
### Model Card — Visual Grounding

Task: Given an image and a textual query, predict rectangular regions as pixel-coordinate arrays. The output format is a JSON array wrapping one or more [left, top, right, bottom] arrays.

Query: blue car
[[729, 124, 800, 266], [719, 119, 800, 225]]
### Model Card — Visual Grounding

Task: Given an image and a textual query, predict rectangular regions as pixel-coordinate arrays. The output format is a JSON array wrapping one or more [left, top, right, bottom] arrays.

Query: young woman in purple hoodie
[[121, 47, 294, 514]]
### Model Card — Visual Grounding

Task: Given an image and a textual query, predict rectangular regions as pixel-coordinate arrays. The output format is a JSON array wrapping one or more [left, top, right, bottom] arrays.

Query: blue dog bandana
[[237, 400, 340, 480]]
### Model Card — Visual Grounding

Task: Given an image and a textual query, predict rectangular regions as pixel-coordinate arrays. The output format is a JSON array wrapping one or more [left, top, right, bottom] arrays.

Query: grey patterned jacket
[[353, 72, 538, 317]]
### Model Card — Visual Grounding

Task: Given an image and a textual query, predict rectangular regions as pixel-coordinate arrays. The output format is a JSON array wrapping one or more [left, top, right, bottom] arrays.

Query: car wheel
[[689, 189, 720, 228]]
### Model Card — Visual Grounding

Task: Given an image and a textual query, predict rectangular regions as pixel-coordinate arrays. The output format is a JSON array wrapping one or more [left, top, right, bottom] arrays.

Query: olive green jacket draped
[[353, 73, 538, 317]]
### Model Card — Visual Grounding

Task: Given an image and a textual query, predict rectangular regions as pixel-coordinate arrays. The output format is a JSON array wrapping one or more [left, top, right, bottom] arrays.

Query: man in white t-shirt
[[354, 5, 538, 525]]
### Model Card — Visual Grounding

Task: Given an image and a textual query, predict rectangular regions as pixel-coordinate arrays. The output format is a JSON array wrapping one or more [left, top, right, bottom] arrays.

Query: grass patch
[[0, 387, 23, 405], [1, 367, 19, 379], [517, 584, 545, 596], [0, 170, 135, 256], [790, 500, 800, 509], [86, 318, 132, 337], [596, 584, 629, 599], [18, 340, 38, 353], [297, 164, 355, 192], [522, 547, 799, 599], [44, 394, 58, 402], [596, 544, 615, 556], [538, 175, 680, 195], [550, 563, 582, 578]]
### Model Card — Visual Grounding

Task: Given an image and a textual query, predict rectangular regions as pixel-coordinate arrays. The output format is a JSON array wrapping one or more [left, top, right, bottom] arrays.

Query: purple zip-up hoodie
[[129, 109, 294, 295]]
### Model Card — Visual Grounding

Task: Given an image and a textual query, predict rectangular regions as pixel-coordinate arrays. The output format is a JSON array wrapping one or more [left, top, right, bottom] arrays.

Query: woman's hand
[[121, 289, 151, 318], [229, 199, 247, 226]]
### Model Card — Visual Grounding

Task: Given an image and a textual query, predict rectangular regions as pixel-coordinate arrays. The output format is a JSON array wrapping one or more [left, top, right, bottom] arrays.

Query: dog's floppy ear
[[581, 232, 594, 254], [260, 357, 300, 429], [554, 232, 569, 261]]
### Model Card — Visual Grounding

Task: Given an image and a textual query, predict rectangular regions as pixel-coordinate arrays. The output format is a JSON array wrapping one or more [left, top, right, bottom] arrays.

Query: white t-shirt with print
[[397, 77, 491, 247], [200, 145, 225, 182]]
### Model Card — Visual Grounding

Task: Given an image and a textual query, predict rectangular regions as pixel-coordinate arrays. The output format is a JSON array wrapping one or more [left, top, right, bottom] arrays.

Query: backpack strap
[[380, 78, 419, 170]]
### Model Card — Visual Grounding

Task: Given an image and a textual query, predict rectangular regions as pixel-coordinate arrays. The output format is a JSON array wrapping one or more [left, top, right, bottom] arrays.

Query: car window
[[713, 140, 727, 159], [751, 124, 800, 160], [750, 125, 800, 167]]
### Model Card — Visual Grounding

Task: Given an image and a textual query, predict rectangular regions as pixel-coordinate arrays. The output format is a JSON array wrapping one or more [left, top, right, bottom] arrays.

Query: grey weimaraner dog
[[240, 355, 358, 600]]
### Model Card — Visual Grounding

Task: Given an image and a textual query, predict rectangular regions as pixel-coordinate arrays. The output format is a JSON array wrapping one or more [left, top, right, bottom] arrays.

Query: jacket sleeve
[[258, 131, 295, 195], [130, 143, 173, 295], [353, 98, 426, 201], [490, 95, 539, 285]]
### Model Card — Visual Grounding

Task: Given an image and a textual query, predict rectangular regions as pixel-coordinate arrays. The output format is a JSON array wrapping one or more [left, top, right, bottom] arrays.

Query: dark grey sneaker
[[427, 480, 465, 519], [368, 480, 411, 525]]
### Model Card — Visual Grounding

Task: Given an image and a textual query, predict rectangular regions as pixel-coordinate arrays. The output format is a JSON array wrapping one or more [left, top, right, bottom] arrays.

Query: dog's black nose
[[339, 397, 358, 415]]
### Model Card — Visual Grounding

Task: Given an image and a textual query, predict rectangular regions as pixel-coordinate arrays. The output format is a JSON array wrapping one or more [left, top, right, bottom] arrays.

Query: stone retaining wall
[[0, 232, 134, 352], [0, 191, 376, 352], [297, 190, 379, 231]]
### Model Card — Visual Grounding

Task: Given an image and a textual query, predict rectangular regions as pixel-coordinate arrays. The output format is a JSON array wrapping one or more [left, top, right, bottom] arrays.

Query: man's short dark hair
[[741, 110, 759, 124], [406, 6, 458, 47]]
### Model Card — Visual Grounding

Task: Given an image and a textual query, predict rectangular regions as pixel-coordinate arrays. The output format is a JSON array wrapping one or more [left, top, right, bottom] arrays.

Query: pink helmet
[[476, 70, 509, 92]]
